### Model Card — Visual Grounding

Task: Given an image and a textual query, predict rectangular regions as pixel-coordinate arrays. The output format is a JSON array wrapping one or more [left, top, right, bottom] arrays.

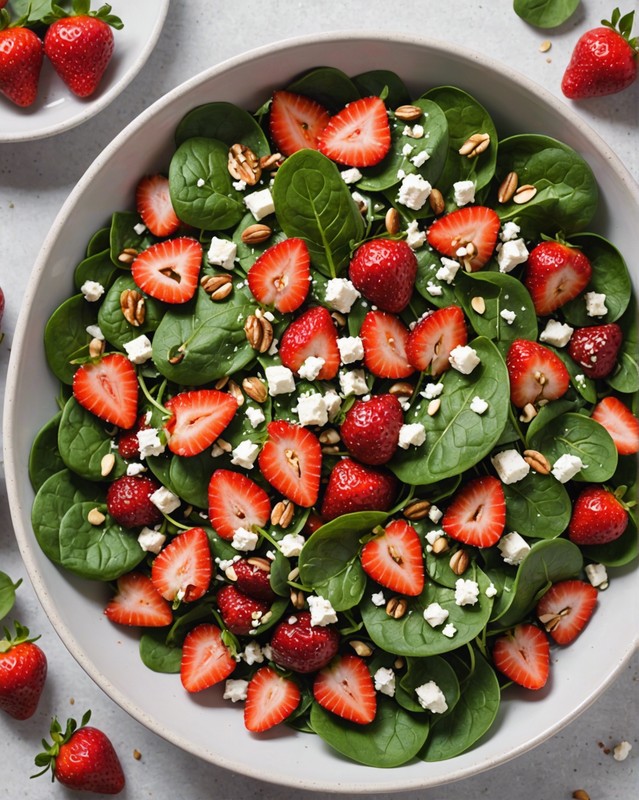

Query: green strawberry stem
[[602, 7, 638, 50], [45, 1, 123, 29], [0, 621, 40, 653], [32, 711, 92, 780]]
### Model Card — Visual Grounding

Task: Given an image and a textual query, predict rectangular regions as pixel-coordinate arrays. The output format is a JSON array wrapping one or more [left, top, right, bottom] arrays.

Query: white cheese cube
[[423, 602, 449, 628], [436, 257, 461, 284], [265, 365, 296, 396], [207, 236, 237, 270], [245, 406, 265, 429], [442, 623, 457, 638], [340, 167, 362, 184], [500, 308, 516, 325], [491, 449, 530, 484], [415, 681, 448, 713], [231, 526, 259, 551], [453, 179, 476, 206], [230, 440, 260, 469], [498, 531, 531, 565], [405, 219, 426, 249], [223, 679, 249, 702], [421, 382, 444, 399], [307, 595, 338, 626], [339, 369, 368, 396], [149, 486, 181, 514], [123, 334, 153, 364], [585, 291, 608, 317], [297, 393, 328, 427], [428, 505, 443, 523], [80, 280, 105, 302], [137, 527, 166, 554], [397, 173, 432, 210], [371, 591, 386, 607], [325, 278, 360, 313], [426, 281, 443, 296], [136, 428, 166, 459], [449, 345, 480, 374], [411, 149, 430, 167], [551, 453, 586, 483], [297, 355, 325, 381], [244, 188, 275, 220], [323, 389, 342, 421], [500, 221, 521, 242], [373, 667, 396, 697], [539, 319, 574, 348], [470, 396, 488, 414], [279, 533, 306, 557], [398, 423, 426, 449], [337, 336, 364, 365], [454, 578, 480, 607], [497, 238, 529, 273]]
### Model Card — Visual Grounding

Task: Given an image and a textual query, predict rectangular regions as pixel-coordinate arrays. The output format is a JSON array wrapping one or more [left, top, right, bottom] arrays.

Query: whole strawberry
[[568, 486, 629, 545], [524, 240, 592, 316], [340, 394, 404, 465], [106, 474, 164, 528], [0, 11, 44, 107], [349, 239, 418, 313], [562, 8, 638, 99], [567, 322, 623, 379], [33, 711, 125, 794], [216, 584, 271, 636], [0, 622, 47, 720], [320, 457, 397, 520], [229, 557, 276, 602], [269, 611, 340, 674], [43, 1, 123, 98]]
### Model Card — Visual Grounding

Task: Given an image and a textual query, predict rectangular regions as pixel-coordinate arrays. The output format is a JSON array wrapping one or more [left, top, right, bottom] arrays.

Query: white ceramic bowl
[[5, 33, 639, 794]]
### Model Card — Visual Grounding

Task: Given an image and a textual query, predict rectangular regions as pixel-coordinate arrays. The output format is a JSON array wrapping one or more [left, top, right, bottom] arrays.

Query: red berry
[[104, 572, 173, 628], [360, 519, 425, 596], [279, 306, 340, 380], [244, 667, 301, 732], [131, 237, 203, 305], [313, 654, 377, 724], [427, 206, 500, 271], [106, 475, 163, 529], [536, 580, 598, 645], [524, 241, 592, 316], [567, 486, 629, 545], [349, 239, 417, 313], [229, 558, 276, 602], [0, 25, 43, 107], [135, 175, 181, 238], [406, 305, 468, 376], [217, 584, 271, 636], [164, 389, 238, 457], [340, 394, 404, 465], [591, 396, 639, 455], [492, 623, 549, 690], [116, 414, 148, 460], [73, 352, 139, 430], [258, 420, 322, 508], [359, 310, 414, 379], [269, 611, 340, 674], [247, 238, 311, 313], [320, 457, 397, 521], [442, 476, 506, 548], [269, 90, 330, 156], [207, 469, 271, 541], [0, 624, 47, 720], [318, 96, 391, 167], [151, 527, 212, 604], [567, 323, 623, 379], [180, 624, 235, 693], [506, 339, 570, 408]]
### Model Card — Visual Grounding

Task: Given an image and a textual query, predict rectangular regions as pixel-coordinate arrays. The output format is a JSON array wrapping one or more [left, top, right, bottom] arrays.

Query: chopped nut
[[429, 188, 445, 216], [241, 223, 272, 245], [226, 379, 244, 407], [120, 288, 146, 327], [242, 376, 268, 404], [260, 152, 283, 171], [470, 296, 486, 315], [572, 790, 590, 800], [215, 437, 232, 453], [431, 536, 450, 555], [117, 247, 139, 264], [321, 444, 340, 455], [290, 588, 306, 609], [427, 398, 441, 416], [459, 132, 490, 158], [449, 549, 470, 575], [523, 448, 551, 475], [394, 104, 423, 121], [394, 656, 405, 670], [519, 403, 538, 423], [214, 376, 230, 390], [513, 184, 537, 204], [386, 596, 408, 619], [224, 564, 238, 581], [89, 337, 105, 359], [497, 171, 519, 204], [318, 428, 340, 445], [244, 313, 274, 353], [403, 499, 431, 520], [133, 749, 142, 761], [287, 566, 300, 582], [349, 640, 374, 657], [246, 556, 271, 572], [227, 143, 262, 185], [388, 381, 414, 398], [271, 499, 294, 529], [331, 311, 347, 327], [87, 507, 105, 526], [100, 453, 116, 477], [539, 40, 552, 53], [385, 207, 401, 235], [200, 273, 233, 301]]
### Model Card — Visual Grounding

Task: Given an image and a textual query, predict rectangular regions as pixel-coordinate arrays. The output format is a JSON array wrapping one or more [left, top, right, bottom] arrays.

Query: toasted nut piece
[[100, 453, 115, 477], [259, 610, 273, 625], [427, 398, 441, 416], [519, 403, 538, 423], [227, 143, 262, 185], [87, 507, 105, 526], [539, 40, 552, 53], [224, 565, 238, 582], [200, 273, 233, 301], [388, 381, 414, 398], [471, 296, 486, 315], [247, 556, 271, 572], [449, 549, 470, 575], [459, 132, 490, 158], [513, 184, 537, 204], [214, 376, 230, 390], [290, 588, 306, 609], [386, 597, 408, 619], [403, 499, 431, 520], [215, 437, 232, 453], [385, 207, 401, 235], [89, 337, 105, 359], [118, 247, 139, 264], [168, 351, 185, 365], [120, 288, 146, 327], [349, 640, 374, 657], [133, 749, 142, 760], [260, 152, 283, 170], [244, 313, 274, 353], [538, 611, 565, 632], [523, 449, 551, 475], [497, 171, 519, 203], [432, 536, 450, 554], [321, 444, 340, 455], [241, 223, 273, 245], [287, 566, 300, 582], [394, 104, 423, 121], [318, 428, 340, 445], [271, 499, 294, 529], [429, 187, 445, 216], [331, 310, 347, 327], [394, 656, 405, 669], [572, 790, 590, 800], [227, 379, 244, 407], [242, 376, 268, 404]]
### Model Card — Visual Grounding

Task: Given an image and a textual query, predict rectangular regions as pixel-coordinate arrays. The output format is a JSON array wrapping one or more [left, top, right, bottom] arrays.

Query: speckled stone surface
[[0, 1, 637, 798]]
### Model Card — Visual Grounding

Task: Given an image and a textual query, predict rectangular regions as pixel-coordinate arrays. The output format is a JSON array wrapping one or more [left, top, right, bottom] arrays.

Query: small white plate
[[0, 0, 170, 142]]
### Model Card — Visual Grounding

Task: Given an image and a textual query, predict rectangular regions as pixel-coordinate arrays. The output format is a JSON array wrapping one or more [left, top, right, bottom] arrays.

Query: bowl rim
[[5, 30, 639, 793]]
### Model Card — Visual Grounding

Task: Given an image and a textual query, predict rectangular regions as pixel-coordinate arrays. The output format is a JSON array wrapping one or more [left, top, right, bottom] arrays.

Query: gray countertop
[[1, 1, 637, 798]]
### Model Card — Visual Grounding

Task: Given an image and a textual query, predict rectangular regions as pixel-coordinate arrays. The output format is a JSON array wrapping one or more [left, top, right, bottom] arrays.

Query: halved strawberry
[[151, 527, 212, 604], [313, 654, 377, 724], [361, 519, 424, 596], [180, 623, 236, 693], [279, 306, 340, 380], [269, 90, 331, 156], [208, 469, 271, 541], [164, 389, 238, 457], [247, 237, 311, 313], [135, 174, 181, 238], [426, 206, 500, 271], [244, 666, 301, 732], [359, 310, 414, 379], [591, 396, 639, 455], [104, 572, 173, 627], [442, 476, 506, 548], [536, 579, 598, 645], [492, 623, 550, 690], [73, 352, 138, 429], [506, 339, 570, 408], [318, 96, 391, 167], [258, 420, 322, 507], [524, 241, 592, 316], [131, 237, 202, 304], [406, 305, 468, 375]]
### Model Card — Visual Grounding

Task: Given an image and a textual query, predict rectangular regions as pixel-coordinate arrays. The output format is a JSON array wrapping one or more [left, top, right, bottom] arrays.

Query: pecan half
[[227, 143, 262, 185]]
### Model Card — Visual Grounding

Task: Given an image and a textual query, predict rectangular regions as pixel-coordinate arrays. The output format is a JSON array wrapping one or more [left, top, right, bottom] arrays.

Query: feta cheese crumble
[[374, 667, 396, 697], [398, 423, 426, 449], [207, 236, 237, 270], [551, 453, 586, 483], [397, 173, 432, 210], [371, 591, 386, 606], [298, 356, 326, 381], [279, 533, 306, 557], [136, 428, 166, 459], [442, 623, 457, 638], [80, 280, 104, 302], [340, 167, 362, 184], [499, 221, 521, 242], [339, 369, 368, 396], [426, 281, 443, 296], [423, 602, 449, 628], [323, 389, 342, 421], [453, 179, 476, 206], [415, 681, 448, 713], [491, 449, 530, 484], [123, 334, 153, 364], [470, 396, 488, 415], [421, 382, 444, 399], [325, 278, 360, 313], [411, 149, 430, 168], [245, 405, 265, 429], [405, 219, 427, 249], [230, 440, 260, 470], [223, 679, 249, 702], [498, 531, 531, 566], [231, 527, 259, 552], [497, 238, 529, 273], [265, 365, 296, 396], [428, 505, 443, 523], [454, 578, 480, 607], [500, 308, 516, 325], [307, 595, 338, 626], [150, 486, 180, 514], [297, 393, 329, 427], [613, 741, 632, 761], [137, 527, 166, 554], [449, 345, 480, 375], [244, 188, 275, 220], [436, 257, 461, 284], [539, 319, 574, 348], [585, 291, 608, 317], [337, 336, 364, 364]]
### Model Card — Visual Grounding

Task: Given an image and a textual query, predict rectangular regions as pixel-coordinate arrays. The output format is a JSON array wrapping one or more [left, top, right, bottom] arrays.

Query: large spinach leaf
[[44, 294, 98, 384], [287, 67, 360, 112], [503, 471, 571, 539], [514, 0, 580, 28], [175, 102, 270, 153], [98, 274, 165, 349], [352, 69, 411, 107], [29, 411, 64, 491], [607, 300, 639, 394], [58, 398, 127, 482]]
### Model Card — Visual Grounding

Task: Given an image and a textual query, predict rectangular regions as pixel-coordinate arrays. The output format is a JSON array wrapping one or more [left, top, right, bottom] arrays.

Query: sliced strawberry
[[318, 96, 391, 167], [73, 352, 138, 429], [244, 666, 301, 732], [217, 584, 271, 636], [492, 623, 550, 690], [406, 305, 468, 375], [180, 623, 236, 693], [442, 476, 506, 548], [258, 420, 322, 508], [313, 654, 377, 724], [279, 306, 340, 380], [506, 339, 570, 408], [104, 572, 173, 627], [164, 389, 238, 457], [247, 238, 311, 313], [426, 206, 500, 271], [208, 469, 271, 541], [361, 519, 424, 596], [269, 90, 330, 156], [591, 396, 639, 455], [131, 237, 202, 304], [524, 241, 592, 316], [151, 527, 212, 604], [536, 579, 598, 645], [320, 458, 397, 521], [135, 174, 181, 238], [359, 310, 414, 379]]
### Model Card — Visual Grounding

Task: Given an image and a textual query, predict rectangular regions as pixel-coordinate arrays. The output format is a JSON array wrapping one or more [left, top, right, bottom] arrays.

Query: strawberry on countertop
[[269, 611, 340, 674], [536, 579, 598, 645], [349, 239, 418, 313], [524, 240, 592, 316], [567, 485, 630, 546], [0, 12, 43, 107], [0, 623, 47, 720], [318, 96, 391, 167]]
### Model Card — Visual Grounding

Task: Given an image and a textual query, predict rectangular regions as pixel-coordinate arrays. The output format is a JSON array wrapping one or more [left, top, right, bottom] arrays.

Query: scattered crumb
[[539, 40, 552, 53], [613, 741, 632, 761], [133, 749, 142, 761], [69, 697, 75, 705], [572, 790, 590, 800], [546, 57, 552, 63]]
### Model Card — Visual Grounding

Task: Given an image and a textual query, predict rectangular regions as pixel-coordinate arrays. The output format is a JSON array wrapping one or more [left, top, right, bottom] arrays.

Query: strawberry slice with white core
[[359, 310, 414, 379], [591, 396, 639, 455], [247, 237, 311, 313], [180, 623, 236, 693], [208, 469, 271, 541], [536, 579, 598, 645], [318, 96, 391, 167], [506, 338, 570, 408], [442, 475, 506, 548], [73, 352, 138, 429], [406, 305, 468, 375], [426, 206, 500, 271], [104, 572, 173, 627], [361, 519, 425, 596], [135, 174, 180, 238], [151, 527, 212, 604], [269, 90, 331, 156], [524, 240, 592, 316], [492, 623, 550, 690], [258, 420, 322, 508], [279, 305, 340, 380], [313, 654, 377, 724], [164, 389, 238, 457], [244, 666, 301, 732], [131, 237, 202, 304]]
